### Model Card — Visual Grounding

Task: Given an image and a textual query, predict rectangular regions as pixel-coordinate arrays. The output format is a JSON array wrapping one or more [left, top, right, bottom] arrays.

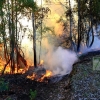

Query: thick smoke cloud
[[43, 46, 78, 76]]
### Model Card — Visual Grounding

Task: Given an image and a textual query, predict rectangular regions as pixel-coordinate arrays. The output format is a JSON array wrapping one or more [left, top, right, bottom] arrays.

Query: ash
[[48, 74, 68, 83]]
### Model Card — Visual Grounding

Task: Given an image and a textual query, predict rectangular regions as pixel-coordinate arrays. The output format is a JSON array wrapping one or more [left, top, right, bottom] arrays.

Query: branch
[[1, 58, 11, 75]]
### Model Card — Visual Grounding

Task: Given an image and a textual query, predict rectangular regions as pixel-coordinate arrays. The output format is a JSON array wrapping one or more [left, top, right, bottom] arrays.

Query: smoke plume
[[43, 46, 78, 76]]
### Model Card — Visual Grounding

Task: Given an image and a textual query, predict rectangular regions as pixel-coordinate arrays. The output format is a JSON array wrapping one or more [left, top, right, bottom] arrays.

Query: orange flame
[[27, 74, 36, 80], [27, 60, 53, 82], [39, 70, 53, 82], [40, 60, 44, 65], [43, 70, 52, 77], [27, 70, 53, 82], [0, 58, 28, 74], [0, 59, 53, 82]]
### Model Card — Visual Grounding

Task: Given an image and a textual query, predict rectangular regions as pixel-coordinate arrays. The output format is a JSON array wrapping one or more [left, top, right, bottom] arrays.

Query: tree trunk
[[39, 0, 43, 64], [69, 0, 72, 49], [11, 0, 15, 73], [32, 10, 37, 67], [77, 0, 81, 52]]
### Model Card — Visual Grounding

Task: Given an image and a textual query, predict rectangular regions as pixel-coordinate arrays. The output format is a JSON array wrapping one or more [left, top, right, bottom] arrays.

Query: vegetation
[[0, 0, 51, 73], [56, 0, 100, 51], [0, 0, 100, 100], [0, 78, 9, 92], [0, 0, 100, 82], [29, 89, 37, 100], [0, 0, 100, 72]]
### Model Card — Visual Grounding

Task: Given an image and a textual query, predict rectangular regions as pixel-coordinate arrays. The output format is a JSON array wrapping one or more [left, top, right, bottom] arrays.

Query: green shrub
[[29, 89, 37, 100], [0, 78, 9, 92]]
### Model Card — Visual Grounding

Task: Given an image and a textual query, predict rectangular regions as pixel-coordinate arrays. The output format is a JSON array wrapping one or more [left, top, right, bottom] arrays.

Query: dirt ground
[[0, 50, 100, 100]]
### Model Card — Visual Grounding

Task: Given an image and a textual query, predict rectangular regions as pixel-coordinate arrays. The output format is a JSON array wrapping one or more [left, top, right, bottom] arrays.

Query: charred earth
[[0, 50, 100, 100]]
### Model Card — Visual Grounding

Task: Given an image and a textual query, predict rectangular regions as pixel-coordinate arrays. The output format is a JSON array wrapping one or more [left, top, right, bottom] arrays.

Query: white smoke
[[80, 25, 100, 54], [43, 46, 78, 76]]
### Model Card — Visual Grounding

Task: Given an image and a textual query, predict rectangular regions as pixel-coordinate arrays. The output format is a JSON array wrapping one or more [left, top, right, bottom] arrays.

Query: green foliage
[[75, 0, 100, 21], [6, 97, 12, 100], [0, 78, 9, 92], [89, 0, 100, 18], [0, 0, 5, 9], [29, 89, 37, 100], [18, 0, 38, 11]]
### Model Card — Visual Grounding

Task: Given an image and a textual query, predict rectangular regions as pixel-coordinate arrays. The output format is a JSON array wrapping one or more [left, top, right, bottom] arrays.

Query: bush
[[29, 89, 37, 100], [0, 78, 9, 92]]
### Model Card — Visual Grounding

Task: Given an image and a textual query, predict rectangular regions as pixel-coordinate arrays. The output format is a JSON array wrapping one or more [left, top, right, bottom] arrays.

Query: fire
[[44, 70, 52, 77], [0, 65, 26, 74], [39, 70, 53, 81], [40, 60, 44, 65], [26, 59, 53, 82], [0, 58, 28, 74], [0, 58, 53, 82], [27, 70, 53, 82], [27, 74, 36, 80]]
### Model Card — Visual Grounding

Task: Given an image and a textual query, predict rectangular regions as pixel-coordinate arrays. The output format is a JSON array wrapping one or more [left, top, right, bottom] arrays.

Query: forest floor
[[71, 51, 100, 100], [0, 51, 100, 100]]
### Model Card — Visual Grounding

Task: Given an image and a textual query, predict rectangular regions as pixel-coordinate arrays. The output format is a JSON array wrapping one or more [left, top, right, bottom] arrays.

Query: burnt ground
[[0, 73, 71, 100], [0, 50, 100, 100]]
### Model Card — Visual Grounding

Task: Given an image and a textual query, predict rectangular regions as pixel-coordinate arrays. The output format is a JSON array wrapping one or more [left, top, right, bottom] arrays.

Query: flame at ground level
[[0, 65, 26, 74], [0, 59, 53, 82], [27, 70, 53, 82]]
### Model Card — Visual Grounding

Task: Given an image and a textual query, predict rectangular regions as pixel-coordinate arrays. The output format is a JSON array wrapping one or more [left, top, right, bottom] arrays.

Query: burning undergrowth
[[43, 47, 78, 76], [25, 46, 78, 83], [25, 66, 68, 83], [1, 49, 100, 100], [0, 46, 78, 83]]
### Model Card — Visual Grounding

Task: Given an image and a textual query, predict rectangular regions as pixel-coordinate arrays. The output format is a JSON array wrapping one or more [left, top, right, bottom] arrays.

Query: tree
[[0, 0, 52, 73], [0, 0, 39, 73], [64, 0, 100, 51]]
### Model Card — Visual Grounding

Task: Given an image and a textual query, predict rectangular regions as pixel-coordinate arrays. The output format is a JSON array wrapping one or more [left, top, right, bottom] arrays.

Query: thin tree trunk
[[15, 0, 19, 72], [77, 0, 81, 52], [69, 0, 72, 49], [11, 0, 15, 73], [32, 10, 37, 67], [39, 0, 43, 64]]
